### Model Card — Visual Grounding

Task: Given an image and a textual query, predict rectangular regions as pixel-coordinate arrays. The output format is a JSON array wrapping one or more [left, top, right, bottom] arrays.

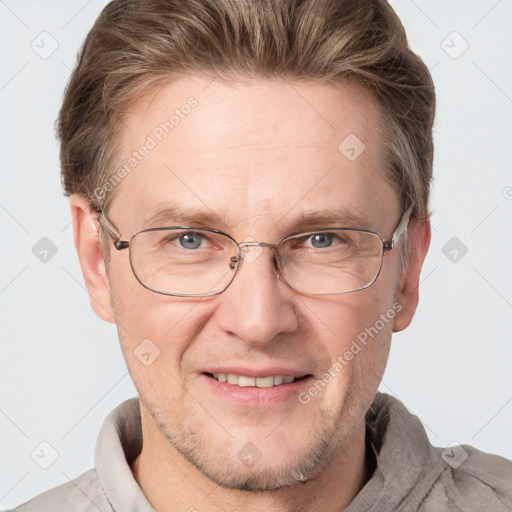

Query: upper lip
[[203, 367, 310, 378]]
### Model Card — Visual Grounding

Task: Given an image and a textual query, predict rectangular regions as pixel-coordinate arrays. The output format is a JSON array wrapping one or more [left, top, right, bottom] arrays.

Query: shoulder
[[10, 469, 112, 512], [364, 393, 512, 511], [432, 444, 512, 511]]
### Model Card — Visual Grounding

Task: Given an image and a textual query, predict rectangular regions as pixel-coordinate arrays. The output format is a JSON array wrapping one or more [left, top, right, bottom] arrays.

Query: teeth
[[273, 375, 284, 385], [227, 373, 238, 385], [211, 373, 299, 387], [238, 375, 255, 387], [256, 376, 274, 388]]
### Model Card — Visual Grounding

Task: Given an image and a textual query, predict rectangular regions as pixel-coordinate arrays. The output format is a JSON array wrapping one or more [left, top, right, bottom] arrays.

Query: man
[[14, 0, 512, 510]]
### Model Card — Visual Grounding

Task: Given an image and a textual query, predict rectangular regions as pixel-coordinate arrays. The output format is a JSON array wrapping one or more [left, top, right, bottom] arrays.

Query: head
[[61, 0, 434, 491]]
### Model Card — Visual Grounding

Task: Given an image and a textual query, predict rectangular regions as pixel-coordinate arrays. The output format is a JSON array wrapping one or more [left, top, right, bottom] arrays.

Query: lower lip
[[200, 374, 313, 407]]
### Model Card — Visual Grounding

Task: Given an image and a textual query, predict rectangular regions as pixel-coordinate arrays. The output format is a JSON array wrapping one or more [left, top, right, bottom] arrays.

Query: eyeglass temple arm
[[383, 206, 413, 252], [97, 214, 130, 250]]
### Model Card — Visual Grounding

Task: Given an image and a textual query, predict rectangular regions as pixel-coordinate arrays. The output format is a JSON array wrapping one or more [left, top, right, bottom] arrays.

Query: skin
[[71, 77, 430, 512]]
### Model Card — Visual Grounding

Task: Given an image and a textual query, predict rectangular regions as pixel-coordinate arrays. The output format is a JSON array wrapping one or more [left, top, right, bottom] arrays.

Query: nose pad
[[229, 255, 239, 270], [273, 251, 285, 276]]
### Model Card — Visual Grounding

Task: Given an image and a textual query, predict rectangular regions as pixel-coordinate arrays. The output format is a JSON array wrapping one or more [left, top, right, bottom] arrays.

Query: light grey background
[[1, 0, 511, 508]]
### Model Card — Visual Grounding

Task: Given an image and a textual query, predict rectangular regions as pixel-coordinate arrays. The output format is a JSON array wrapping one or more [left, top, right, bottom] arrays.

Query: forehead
[[110, 77, 399, 234]]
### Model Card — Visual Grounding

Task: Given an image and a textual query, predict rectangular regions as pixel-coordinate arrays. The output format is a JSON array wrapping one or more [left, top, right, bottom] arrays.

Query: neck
[[131, 406, 369, 512]]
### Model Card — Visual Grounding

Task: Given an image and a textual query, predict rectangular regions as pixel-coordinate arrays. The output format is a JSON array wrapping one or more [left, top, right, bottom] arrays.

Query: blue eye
[[307, 233, 334, 248], [179, 232, 203, 249]]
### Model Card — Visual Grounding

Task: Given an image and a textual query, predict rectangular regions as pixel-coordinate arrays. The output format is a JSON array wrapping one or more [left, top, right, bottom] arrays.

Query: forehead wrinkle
[[190, 143, 335, 153]]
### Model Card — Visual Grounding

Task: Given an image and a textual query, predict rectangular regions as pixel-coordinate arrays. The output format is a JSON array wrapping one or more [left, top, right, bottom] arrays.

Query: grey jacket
[[12, 393, 512, 511]]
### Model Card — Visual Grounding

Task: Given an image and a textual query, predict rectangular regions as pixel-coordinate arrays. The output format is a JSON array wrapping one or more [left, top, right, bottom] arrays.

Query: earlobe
[[393, 218, 431, 333], [70, 195, 116, 324]]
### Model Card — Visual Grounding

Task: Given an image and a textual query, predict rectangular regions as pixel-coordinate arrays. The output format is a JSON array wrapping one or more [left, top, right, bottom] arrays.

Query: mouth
[[203, 372, 311, 388]]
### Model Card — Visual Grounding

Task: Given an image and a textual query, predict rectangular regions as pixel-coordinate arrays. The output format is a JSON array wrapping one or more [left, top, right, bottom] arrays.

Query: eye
[[158, 230, 210, 251], [310, 233, 333, 248], [304, 233, 336, 249], [177, 232, 204, 250]]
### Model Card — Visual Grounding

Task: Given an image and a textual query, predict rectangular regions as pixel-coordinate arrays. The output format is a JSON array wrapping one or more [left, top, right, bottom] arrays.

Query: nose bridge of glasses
[[231, 240, 281, 273], [238, 241, 276, 250]]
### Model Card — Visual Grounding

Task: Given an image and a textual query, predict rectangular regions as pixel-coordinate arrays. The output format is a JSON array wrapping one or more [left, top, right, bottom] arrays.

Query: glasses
[[98, 208, 411, 297]]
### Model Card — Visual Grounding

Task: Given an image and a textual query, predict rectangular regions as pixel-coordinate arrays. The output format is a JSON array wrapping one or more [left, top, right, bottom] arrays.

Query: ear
[[70, 195, 116, 324], [393, 218, 431, 332]]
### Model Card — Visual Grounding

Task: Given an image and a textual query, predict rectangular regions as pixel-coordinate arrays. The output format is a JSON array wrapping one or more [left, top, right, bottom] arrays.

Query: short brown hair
[[58, 0, 435, 220]]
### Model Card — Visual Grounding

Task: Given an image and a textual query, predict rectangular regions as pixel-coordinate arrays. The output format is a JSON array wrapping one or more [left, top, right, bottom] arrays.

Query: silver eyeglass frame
[[97, 207, 413, 297]]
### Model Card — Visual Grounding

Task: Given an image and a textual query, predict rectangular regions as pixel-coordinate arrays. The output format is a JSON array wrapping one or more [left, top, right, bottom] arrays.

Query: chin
[[153, 407, 339, 492], [175, 438, 331, 492]]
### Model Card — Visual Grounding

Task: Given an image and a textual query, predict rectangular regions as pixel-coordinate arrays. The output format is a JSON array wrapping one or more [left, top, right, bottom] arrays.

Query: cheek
[[107, 258, 206, 382], [112, 295, 211, 420], [306, 291, 390, 351], [303, 281, 396, 393]]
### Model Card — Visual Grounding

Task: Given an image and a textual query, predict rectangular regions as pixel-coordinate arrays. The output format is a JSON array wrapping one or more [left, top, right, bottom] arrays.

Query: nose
[[215, 245, 299, 346]]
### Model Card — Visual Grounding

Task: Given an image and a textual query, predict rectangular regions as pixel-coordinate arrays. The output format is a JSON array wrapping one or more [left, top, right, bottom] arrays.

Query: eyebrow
[[140, 205, 231, 231], [285, 208, 372, 232], [139, 204, 372, 234]]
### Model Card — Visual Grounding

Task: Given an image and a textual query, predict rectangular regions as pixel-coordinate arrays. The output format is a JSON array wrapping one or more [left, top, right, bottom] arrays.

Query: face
[[74, 77, 428, 491]]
